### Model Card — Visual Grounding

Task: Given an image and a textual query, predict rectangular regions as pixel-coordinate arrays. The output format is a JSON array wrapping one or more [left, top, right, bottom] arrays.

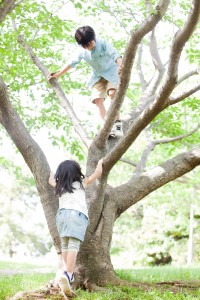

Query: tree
[[0, 0, 200, 290]]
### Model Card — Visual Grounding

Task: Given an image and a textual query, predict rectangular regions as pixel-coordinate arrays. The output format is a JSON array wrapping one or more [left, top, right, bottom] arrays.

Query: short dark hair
[[75, 26, 96, 47], [54, 160, 85, 196]]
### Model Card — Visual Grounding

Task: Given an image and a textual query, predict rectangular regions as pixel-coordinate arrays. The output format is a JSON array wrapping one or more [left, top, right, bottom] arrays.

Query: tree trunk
[[76, 198, 119, 286], [0, 77, 61, 254], [0, 0, 200, 292]]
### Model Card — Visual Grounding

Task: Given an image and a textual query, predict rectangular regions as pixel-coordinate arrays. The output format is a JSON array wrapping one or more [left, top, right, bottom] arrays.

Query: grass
[[0, 259, 56, 273], [0, 273, 54, 299], [117, 265, 200, 282], [0, 259, 54, 299], [0, 260, 200, 299]]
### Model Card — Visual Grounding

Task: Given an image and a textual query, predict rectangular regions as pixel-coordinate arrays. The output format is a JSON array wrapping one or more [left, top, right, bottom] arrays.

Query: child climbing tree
[[0, 0, 200, 296]]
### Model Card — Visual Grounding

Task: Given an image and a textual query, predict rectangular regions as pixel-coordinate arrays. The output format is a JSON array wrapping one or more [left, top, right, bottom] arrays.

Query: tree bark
[[0, 77, 61, 253], [77, 147, 200, 285], [76, 195, 118, 287], [0, 0, 18, 23], [0, 0, 200, 291]]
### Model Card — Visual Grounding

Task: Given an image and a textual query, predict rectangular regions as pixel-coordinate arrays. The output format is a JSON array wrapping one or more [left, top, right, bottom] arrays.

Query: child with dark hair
[[75, 25, 96, 48], [48, 25, 123, 138], [49, 158, 103, 296]]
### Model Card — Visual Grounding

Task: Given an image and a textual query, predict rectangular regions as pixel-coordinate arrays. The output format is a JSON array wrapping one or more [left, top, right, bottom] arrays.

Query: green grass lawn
[[0, 260, 200, 299], [117, 265, 200, 282]]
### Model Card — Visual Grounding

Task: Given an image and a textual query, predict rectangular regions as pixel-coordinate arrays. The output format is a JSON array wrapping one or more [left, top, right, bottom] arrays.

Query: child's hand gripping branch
[[49, 159, 103, 188], [47, 65, 72, 80], [84, 158, 103, 186]]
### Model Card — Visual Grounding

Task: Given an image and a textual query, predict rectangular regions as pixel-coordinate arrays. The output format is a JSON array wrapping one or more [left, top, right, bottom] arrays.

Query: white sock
[[67, 272, 73, 280]]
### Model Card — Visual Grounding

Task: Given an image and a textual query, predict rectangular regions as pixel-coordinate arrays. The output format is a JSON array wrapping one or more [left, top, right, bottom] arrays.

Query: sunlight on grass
[[0, 260, 200, 299], [0, 259, 55, 272], [116, 266, 200, 282], [76, 287, 200, 300], [0, 273, 54, 299]]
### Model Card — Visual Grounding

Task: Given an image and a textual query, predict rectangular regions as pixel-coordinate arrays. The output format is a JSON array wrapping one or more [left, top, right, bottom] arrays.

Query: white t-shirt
[[59, 181, 88, 217]]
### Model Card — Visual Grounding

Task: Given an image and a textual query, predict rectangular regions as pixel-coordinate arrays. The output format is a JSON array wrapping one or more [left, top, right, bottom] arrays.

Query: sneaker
[[59, 272, 72, 297], [71, 273, 75, 283], [109, 126, 116, 138], [64, 271, 74, 283], [114, 120, 123, 137]]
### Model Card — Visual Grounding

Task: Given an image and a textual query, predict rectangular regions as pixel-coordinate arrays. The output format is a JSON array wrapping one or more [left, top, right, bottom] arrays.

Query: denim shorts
[[56, 209, 88, 242]]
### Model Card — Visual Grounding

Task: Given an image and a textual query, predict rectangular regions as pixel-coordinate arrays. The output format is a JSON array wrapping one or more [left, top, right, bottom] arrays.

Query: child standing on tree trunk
[[49, 159, 103, 297], [48, 25, 123, 138]]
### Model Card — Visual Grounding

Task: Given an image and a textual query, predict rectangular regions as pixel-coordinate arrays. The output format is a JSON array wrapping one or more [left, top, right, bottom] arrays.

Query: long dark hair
[[54, 160, 85, 196]]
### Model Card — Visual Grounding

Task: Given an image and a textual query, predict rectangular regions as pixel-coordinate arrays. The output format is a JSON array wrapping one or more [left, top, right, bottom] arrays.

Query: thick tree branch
[[0, 0, 18, 23], [160, 0, 200, 99], [94, 0, 170, 149], [17, 35, 90, 149], [103, 0, 200, 174], [111, 146, 200, 216], [0, 76, 61, 253]]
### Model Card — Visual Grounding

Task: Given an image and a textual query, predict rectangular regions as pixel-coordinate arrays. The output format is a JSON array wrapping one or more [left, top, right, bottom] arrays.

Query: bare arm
[[116, 56, 123, 74], [49, 171, 56, 187], [48, 64, 72, 79], [83, 159, 103, 186]]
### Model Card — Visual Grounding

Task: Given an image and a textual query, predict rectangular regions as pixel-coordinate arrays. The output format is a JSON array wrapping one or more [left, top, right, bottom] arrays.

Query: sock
[[67, 272, 73, 280]]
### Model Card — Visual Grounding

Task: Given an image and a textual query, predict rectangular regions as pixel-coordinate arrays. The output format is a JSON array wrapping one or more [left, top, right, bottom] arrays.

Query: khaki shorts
[[91, 78, 116, 103]]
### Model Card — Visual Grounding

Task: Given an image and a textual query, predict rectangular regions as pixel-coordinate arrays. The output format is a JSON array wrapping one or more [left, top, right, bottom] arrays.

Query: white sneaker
[[114, 120, 123, 137], [59, 273, 72, 297], [109, 126, 116, 138]]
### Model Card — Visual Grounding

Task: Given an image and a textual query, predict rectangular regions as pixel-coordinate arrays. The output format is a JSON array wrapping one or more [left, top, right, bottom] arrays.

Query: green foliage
[[186, 36, 200, 64], [111, 178, 200, 267], [1, 0, 199, 163], [0, 164, 52, 257]]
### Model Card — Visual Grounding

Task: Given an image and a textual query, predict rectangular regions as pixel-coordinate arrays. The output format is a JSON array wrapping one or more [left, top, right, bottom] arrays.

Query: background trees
[[0, 0, 200, 289]]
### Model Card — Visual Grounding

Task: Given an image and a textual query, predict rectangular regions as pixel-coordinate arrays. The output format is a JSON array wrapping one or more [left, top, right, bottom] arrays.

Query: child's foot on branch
[[114, 120, 123, 137], [109, 120, 123, 138]]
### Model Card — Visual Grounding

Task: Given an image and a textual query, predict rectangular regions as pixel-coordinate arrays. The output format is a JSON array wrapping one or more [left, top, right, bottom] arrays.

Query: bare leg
[[59, 237, 80, 296], [61, 237, 80, 274], [66, 251, 78, 273], [108, 89, 123, 137], [108, 89, 120, 120], [94, 98, 106, 120], [62, 250, 68, 271]]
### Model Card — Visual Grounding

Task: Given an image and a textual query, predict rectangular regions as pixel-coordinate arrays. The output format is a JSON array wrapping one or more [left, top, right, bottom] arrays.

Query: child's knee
[[68, 237, 81, 252], [94, 98, 104, 106], [61, 237, 69, 251], [108, 88, 116, 99]]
